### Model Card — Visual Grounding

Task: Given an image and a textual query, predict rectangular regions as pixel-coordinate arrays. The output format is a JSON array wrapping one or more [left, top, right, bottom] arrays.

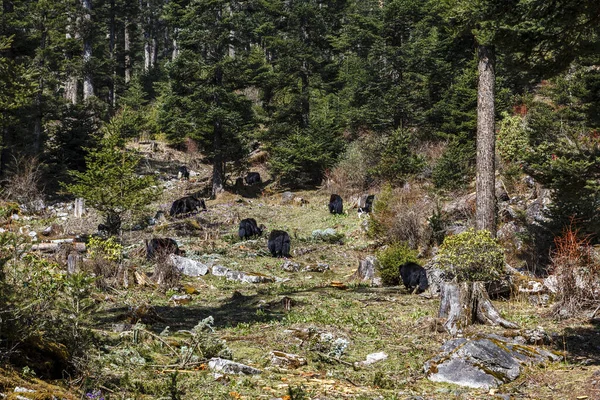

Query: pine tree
[[64, 111, 160, 235]]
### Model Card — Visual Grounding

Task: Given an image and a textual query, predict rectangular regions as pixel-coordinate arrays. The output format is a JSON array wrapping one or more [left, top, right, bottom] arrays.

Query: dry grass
[[549, 223, 600, 318]]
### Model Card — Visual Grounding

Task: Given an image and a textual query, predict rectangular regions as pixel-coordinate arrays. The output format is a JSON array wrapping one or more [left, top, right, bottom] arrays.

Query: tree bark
[[82, 0, 93, 100], [438, 281, 518, 336], [109, 0, 116, 107], [124, 18, 132, 83], [65, 16, 79, 104], [475, 44, 496, 236], [211, 120, 225, 197]]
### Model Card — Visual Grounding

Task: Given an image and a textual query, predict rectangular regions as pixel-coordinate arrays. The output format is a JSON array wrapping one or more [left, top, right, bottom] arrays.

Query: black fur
[[238, 218, 264, 240], [399, 262, 429, 294], [245, 172, 261, 185], [328, 194, 343, 214], [268, 230, 291, 257], [178, 166, 190, 180], [358, 194, 375, 214], [146, 238, 183, 259], [169, 196, 206, 217]]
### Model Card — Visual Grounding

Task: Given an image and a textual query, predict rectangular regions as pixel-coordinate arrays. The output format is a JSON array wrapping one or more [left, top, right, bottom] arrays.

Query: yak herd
[[143, 169, 428, 293]]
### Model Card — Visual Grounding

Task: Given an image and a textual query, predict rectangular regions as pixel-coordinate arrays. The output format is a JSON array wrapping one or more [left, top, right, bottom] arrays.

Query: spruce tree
[[64, 111, 160, 235]]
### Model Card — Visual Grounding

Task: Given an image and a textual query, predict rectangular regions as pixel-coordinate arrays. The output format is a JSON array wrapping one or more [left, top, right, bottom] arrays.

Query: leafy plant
[[376, 242, 419, 286], [437, 228, 505, 282], [497, 111, 529, 164]]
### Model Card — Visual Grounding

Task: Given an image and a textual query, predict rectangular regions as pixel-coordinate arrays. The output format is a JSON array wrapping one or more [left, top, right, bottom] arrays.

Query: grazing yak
[[245, 172, 261, 185], [146, 238, 184, 259], [268, 230, 291, 258], [399, 262, 429, 294], [178, 166, 190, 180], [238, 218, 265, 240], [329, 194, 343, 215], [169, 196, 206, 217]]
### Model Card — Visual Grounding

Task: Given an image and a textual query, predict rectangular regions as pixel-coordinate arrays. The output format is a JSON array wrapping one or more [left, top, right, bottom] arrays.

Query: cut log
[[439, 281, 518, 336], [31, 242, 86, 253]]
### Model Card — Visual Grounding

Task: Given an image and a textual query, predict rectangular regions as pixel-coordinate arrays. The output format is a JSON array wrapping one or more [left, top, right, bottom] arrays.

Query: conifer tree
[[64, 111, 160, 235]]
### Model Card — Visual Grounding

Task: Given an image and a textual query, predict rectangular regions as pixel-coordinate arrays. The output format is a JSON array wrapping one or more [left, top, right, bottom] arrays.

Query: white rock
[[208, 358, 261, 375], [169, 254, 210, 276], [355, 352, 388, 367]]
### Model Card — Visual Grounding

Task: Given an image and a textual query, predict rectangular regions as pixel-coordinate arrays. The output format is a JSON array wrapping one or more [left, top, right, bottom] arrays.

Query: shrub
[[368, 183, 433, 248], [86, 236, 124, 289], [549, 223, 600, 318], [496, 112, 529, 164], [326, 140, 370, 196], [1, 156, 45, 214], [437, 228, 505, 282], [376, 242, 419, 286]]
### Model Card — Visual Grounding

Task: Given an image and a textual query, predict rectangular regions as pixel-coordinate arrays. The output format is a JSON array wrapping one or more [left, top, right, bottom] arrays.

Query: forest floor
[[4, 142, 600, 400]]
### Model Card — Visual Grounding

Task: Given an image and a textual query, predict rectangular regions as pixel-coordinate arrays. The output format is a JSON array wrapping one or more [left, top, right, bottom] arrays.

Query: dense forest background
[[1, 0, 599, 235]]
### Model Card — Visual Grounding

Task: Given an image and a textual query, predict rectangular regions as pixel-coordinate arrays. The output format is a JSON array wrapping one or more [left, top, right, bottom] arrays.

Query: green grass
[[5, 160, 597, 400]]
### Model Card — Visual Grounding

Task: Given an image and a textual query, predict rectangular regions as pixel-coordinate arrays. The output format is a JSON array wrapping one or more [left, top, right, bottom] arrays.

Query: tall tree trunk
[[151, 37, 158, 67], [211, 123, 225, 198], [475, 44, 496, 236], [172, 36, 179, 60], [65, 17, 79, 104], [34, 17, 47, 154], [227, 3, 235, 58], [143, 0, 151, 72], [109, 0, 116, 107], [212, 66, 225, 197], [82, 0, 93, 100], [124, 18, 132, 83], [300, 68, 309, 129]]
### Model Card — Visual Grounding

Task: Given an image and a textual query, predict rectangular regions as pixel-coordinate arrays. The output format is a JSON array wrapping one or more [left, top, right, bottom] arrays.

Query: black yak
[[399, 262, 429, 294], [268, 230, 291, 258], [238, 218, 265, 240], [245, 172, 261, 185], [178, 166, 190, 180], [146, 238, 184, 259], [169, 196, 206, 217], [329, 194, 343, 214]]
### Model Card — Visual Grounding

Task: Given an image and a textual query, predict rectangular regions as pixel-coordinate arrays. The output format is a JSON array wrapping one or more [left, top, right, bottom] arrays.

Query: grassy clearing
[[4, 150, 600, 400]]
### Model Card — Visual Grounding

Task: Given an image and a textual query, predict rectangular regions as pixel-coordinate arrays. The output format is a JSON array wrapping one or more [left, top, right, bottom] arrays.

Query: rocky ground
[[2, 141, 600, 399]]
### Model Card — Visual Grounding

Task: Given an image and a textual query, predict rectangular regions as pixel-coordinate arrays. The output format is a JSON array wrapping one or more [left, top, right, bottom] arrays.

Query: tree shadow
[[553, 319, 600, 365]]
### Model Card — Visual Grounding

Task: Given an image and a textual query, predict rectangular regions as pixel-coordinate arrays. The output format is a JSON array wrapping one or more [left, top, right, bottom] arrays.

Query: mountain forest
[[1, 0, 600, 398]]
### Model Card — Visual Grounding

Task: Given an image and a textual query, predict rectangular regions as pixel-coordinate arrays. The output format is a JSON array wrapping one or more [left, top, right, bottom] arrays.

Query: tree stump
[[438, 281, 518, 335], [73, 198, 85, 218]]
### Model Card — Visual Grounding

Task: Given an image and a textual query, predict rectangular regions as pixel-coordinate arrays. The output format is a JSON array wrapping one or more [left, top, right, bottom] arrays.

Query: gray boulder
[[208, 358, 261, 375], [281, 260, 301, 272], [280, 191, 296, 205], [425, 334, 561, 389], [351, 256, 378, 282], [169, 255, 210, 276], [212, 265, 275, 284]]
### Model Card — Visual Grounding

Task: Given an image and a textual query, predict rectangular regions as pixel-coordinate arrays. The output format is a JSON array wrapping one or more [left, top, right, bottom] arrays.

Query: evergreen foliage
[[437, 228, 505, 282], [63, 112, 160, 234], [376, 242, 419, 286]]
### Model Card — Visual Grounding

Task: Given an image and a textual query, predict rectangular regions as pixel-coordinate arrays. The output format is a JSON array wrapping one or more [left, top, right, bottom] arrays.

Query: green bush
[[437, 228, 505, 282], [376, 242, 419, 286], [496, 111, 529, 164]]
